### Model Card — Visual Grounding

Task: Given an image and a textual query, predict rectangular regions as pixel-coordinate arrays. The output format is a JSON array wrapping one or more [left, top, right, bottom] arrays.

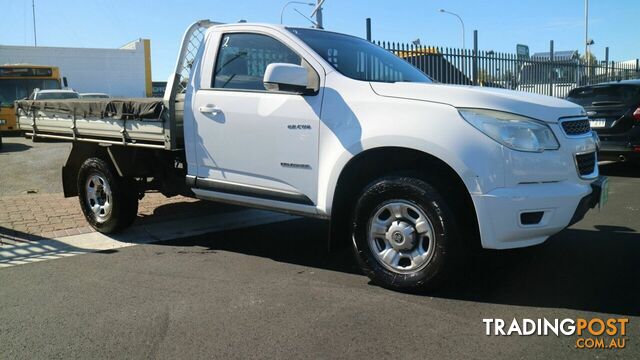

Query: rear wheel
[[351, 176, 463, 292], [77, 157, 138, 233]]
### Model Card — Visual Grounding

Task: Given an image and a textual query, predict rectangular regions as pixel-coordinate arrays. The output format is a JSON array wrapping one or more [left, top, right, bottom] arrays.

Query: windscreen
[[567, 84, 640, 107], [36, 92, 80, 100], [288, 28, 432, 83], [0, 79, 61, 107]]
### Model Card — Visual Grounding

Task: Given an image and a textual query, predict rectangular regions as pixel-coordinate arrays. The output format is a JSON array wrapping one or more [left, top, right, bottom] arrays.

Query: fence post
[[549, 40, 554, 97], [472, 30, 478, 85], [366, 18, 371, 41], [604, 47, 609, 81]]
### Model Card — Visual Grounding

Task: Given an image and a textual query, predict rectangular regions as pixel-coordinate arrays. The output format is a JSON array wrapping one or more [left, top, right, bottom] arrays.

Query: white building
[[0, 39, 152, 97]]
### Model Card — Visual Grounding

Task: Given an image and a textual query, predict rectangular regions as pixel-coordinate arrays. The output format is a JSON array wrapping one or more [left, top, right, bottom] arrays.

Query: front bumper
[[472, 180, 600, 249], [568, 176, 606, 226]]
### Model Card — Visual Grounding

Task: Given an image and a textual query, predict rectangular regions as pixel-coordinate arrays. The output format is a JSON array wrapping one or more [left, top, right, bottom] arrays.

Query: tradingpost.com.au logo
[[483, 318, 629, 350]]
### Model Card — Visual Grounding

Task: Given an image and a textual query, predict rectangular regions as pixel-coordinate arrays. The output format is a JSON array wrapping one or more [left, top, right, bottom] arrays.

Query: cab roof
[[35, 89, 78, 94]]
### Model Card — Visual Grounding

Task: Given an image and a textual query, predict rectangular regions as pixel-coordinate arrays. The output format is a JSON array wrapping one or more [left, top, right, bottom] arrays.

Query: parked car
[[15, 21, 606, 292], [30, 89, 80, 100], [566, 80, 640, 165], [80, 93, 110, 99]]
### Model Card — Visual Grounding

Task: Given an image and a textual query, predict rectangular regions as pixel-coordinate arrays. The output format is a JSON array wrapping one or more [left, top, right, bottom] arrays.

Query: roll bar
[[164, 19, 220, 149]]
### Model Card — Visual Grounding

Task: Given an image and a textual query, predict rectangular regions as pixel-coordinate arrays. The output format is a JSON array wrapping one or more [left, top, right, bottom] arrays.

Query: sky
[[1, 0, 638, 81]]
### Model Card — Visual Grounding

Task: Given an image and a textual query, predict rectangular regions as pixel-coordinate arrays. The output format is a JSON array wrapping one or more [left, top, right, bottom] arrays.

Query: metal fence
[[377, 38, 640, 98]]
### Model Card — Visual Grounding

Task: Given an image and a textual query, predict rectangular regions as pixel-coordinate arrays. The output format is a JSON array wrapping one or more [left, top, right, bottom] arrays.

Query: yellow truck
[[0, 65, 63, 132]]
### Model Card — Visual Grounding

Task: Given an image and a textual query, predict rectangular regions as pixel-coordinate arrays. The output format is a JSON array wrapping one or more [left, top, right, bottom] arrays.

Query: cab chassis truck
[[17, 20, 607, 291]]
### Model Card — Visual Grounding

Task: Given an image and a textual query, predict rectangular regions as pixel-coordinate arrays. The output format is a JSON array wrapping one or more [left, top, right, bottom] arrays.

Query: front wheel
[[77, 157, 139, 233], [351, 176, 463, 292]]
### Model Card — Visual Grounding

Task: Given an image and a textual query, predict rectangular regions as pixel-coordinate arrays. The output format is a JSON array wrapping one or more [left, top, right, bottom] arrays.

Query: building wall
[[0, 39, 152, 97]]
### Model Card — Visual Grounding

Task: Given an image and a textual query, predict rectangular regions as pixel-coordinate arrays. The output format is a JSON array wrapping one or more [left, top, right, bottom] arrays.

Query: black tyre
[[351, 176, 463, 292], [77, 157, 138, 233]]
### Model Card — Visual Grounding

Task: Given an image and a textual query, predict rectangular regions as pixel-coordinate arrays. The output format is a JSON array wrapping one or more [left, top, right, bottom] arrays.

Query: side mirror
[[63, 77, 68, 88], [263, 63, 308, 94]]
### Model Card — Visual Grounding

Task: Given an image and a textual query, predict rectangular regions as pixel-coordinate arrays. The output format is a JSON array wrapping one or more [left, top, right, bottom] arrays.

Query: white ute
[[17, 20, 607, 291]]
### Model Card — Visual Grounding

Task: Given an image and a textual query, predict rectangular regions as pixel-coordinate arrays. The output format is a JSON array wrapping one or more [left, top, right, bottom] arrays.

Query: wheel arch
[[62, 142, 109, 197], [328, 146, 481, 251], [62, 142, 186, 198]]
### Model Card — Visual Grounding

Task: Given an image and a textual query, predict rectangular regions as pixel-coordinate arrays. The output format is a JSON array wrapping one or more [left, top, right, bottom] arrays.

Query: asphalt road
[[1, 162, 639, 359], [0, 135, 70, 196], [1, 134, 639, 359]]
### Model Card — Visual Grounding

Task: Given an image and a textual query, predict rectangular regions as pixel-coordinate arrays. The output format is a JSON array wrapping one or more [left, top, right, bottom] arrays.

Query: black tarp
[[15, 98, 164, 120]]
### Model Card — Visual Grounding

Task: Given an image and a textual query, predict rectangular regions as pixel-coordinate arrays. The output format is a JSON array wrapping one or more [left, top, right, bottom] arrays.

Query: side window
[[212, 33, 302, 91], [323, 46, 404, 82]]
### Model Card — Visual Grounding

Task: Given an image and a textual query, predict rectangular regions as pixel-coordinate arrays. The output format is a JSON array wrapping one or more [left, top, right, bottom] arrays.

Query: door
[[192, 32, 322, 205]]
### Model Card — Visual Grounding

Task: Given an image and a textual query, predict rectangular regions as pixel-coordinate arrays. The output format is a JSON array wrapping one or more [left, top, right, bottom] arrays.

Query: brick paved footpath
[[0, 193, 240, 243]]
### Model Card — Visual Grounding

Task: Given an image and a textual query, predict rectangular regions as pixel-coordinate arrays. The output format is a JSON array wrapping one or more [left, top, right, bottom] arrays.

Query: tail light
[[634, 107, 640, 121]]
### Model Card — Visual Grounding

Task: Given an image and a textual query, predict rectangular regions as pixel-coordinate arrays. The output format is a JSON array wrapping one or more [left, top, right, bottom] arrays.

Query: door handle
[[199, 104, 221, 115]]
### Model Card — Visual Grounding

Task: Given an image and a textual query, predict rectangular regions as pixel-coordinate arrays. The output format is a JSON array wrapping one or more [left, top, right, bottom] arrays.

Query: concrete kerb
[[0, 209, 297, 268]]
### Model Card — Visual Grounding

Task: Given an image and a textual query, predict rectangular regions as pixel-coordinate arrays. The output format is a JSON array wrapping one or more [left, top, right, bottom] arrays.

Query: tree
[[580, 52, 598, 66], [580, 52, 598, 77]]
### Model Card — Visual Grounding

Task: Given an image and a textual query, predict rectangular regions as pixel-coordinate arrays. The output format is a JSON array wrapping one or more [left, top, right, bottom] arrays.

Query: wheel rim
[[367, 199, 436, 274], [85, 173, 112, 223]]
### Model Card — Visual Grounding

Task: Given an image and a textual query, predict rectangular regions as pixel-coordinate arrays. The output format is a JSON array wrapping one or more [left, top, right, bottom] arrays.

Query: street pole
[[472, 30, 478, 85], [584, 0, 588, 62], [32, 0, 37, 46], [549, 40, 554, 97], [605, 47, 610, 81], [439, 9, 465, 49], [280, 1, 314, 24], [315, 0, 323, 29]]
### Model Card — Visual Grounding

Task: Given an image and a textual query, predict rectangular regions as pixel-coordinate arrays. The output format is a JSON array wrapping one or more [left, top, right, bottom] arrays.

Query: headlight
[[458, 108, 559, 152]]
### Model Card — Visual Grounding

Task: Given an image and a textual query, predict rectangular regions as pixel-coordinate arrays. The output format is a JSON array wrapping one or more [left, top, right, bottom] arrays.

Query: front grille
[[575, 152, 596, 177], [561, 119, 591, 136]]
